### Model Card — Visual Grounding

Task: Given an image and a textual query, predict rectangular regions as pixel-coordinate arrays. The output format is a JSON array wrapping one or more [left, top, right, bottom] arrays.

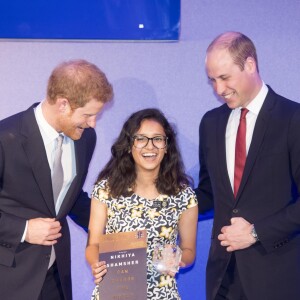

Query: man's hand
[[25, 218, 62, 245], [218, 217, 256, 252]]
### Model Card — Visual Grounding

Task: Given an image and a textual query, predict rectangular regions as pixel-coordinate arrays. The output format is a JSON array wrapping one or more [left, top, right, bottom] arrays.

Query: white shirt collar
[[246, 82, 268, 115], [34, 101, 63, 145], [233, 82, 268, 117]]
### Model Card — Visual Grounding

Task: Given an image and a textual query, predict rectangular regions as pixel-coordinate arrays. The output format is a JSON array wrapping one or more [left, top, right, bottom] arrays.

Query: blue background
[[0, 0, 180, 40]]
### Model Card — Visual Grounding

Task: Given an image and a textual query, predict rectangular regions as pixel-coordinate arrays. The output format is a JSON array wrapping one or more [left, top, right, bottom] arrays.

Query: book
[[98, 230, 147, 300]]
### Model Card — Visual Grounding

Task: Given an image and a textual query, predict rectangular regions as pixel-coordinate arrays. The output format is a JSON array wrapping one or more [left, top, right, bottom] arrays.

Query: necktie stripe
[[234, 108, 248, 198], [52, 134, 64, 205]]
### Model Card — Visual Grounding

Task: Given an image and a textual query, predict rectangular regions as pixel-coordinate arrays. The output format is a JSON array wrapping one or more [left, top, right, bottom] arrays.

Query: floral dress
[[91, 179, 197, 300]]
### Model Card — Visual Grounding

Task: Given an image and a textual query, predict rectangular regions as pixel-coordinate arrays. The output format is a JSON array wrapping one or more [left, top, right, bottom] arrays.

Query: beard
[[58, 113, 85, 141]]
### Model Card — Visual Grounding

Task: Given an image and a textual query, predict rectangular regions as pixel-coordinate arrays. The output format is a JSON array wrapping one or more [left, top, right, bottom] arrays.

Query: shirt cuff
[[21, 220, 28, 242]]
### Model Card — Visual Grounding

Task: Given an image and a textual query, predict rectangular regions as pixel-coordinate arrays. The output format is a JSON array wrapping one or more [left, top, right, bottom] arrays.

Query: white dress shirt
[[226, 83, 268, 191]]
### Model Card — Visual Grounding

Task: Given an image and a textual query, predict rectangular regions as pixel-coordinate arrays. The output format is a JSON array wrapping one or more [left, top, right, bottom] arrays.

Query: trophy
[[152, 243, 182, 274]]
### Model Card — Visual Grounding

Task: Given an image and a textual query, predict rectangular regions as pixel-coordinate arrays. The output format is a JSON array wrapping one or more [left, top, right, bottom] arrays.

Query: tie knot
[[240, 108, 249, 120], [56, 134, 64, 149]]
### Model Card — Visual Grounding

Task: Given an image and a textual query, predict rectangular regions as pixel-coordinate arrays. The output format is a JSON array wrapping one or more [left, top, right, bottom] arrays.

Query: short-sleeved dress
[[91, 179, 198, 300]]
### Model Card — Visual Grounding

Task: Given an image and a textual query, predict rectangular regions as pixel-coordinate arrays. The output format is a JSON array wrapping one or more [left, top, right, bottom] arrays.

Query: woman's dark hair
[[96, 108, 192, 197]]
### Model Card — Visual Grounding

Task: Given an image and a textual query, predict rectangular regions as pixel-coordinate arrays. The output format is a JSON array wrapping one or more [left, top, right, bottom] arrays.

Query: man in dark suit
[[0, 59, 113, 300], [195, 32, 300, 300]]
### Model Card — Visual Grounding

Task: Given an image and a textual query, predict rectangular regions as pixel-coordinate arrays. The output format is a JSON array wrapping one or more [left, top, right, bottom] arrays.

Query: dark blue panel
[[0, 0, 180, 40], [198, 209, 214, 221]]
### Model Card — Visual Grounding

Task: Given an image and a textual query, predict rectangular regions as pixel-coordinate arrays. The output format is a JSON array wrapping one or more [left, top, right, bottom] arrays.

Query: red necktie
[[234, 108, 249, 198]]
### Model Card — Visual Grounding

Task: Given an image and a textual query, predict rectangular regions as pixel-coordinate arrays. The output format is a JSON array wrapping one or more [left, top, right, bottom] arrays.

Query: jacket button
[[232, 209, 239, 214]]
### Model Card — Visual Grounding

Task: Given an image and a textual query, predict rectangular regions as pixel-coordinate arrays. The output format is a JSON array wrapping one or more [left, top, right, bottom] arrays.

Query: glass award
[[152, 243, 182, 274]]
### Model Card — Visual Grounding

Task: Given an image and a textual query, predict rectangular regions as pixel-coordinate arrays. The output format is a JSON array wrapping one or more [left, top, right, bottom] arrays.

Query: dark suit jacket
[[195, 87, 300, 300], [0, 104, 96, 300]]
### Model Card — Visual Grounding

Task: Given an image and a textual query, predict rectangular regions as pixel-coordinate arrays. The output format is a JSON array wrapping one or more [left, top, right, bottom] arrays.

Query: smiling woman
[[85, 108, 198, 300], [131, 119, 167, 176]]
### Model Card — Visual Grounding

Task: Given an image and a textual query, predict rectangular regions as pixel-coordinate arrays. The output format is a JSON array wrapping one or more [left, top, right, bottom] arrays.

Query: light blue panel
[[0, 1, 299, 300]]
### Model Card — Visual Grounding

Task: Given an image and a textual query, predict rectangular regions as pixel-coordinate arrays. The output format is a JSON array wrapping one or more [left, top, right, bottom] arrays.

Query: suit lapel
[[235, 89, 276, 200], [216, 105, 235, 201], [21, 104, 56, 215]]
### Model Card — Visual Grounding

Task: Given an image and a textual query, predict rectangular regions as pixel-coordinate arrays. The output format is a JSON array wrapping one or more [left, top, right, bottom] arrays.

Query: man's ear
[[244, 57, 257, 74], [56, 98, 70, 113]]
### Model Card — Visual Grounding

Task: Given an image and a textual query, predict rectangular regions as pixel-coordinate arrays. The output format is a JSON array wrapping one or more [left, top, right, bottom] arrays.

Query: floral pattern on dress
[[91, 179, 198, 300]]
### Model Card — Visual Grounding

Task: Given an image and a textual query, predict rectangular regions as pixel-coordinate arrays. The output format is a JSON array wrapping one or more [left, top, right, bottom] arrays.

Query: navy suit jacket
[[0, 104, 96, 300], [196, 87, 300, 300]]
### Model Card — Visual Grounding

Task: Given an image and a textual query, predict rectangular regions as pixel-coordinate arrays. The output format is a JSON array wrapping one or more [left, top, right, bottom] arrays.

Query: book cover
[[98, 230, 147, 300]]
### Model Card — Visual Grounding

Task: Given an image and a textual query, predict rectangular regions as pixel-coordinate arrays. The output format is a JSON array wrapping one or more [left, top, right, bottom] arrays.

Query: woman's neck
[[134, 172, 159, 199]]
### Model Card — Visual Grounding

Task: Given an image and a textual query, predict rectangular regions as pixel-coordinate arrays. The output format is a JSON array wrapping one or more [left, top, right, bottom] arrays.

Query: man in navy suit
[[0, 59, 113, 300], [196, 32, 300, 299]]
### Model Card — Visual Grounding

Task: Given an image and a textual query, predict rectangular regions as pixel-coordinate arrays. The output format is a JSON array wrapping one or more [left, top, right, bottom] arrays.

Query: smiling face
[[206, 47, 260, 109], [131, 119, 167, 176], [58, 98, 104, 140]]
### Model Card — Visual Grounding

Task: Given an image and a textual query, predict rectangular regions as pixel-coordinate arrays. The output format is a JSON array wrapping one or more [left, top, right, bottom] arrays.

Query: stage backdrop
[[0, 0, 299, 299]]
